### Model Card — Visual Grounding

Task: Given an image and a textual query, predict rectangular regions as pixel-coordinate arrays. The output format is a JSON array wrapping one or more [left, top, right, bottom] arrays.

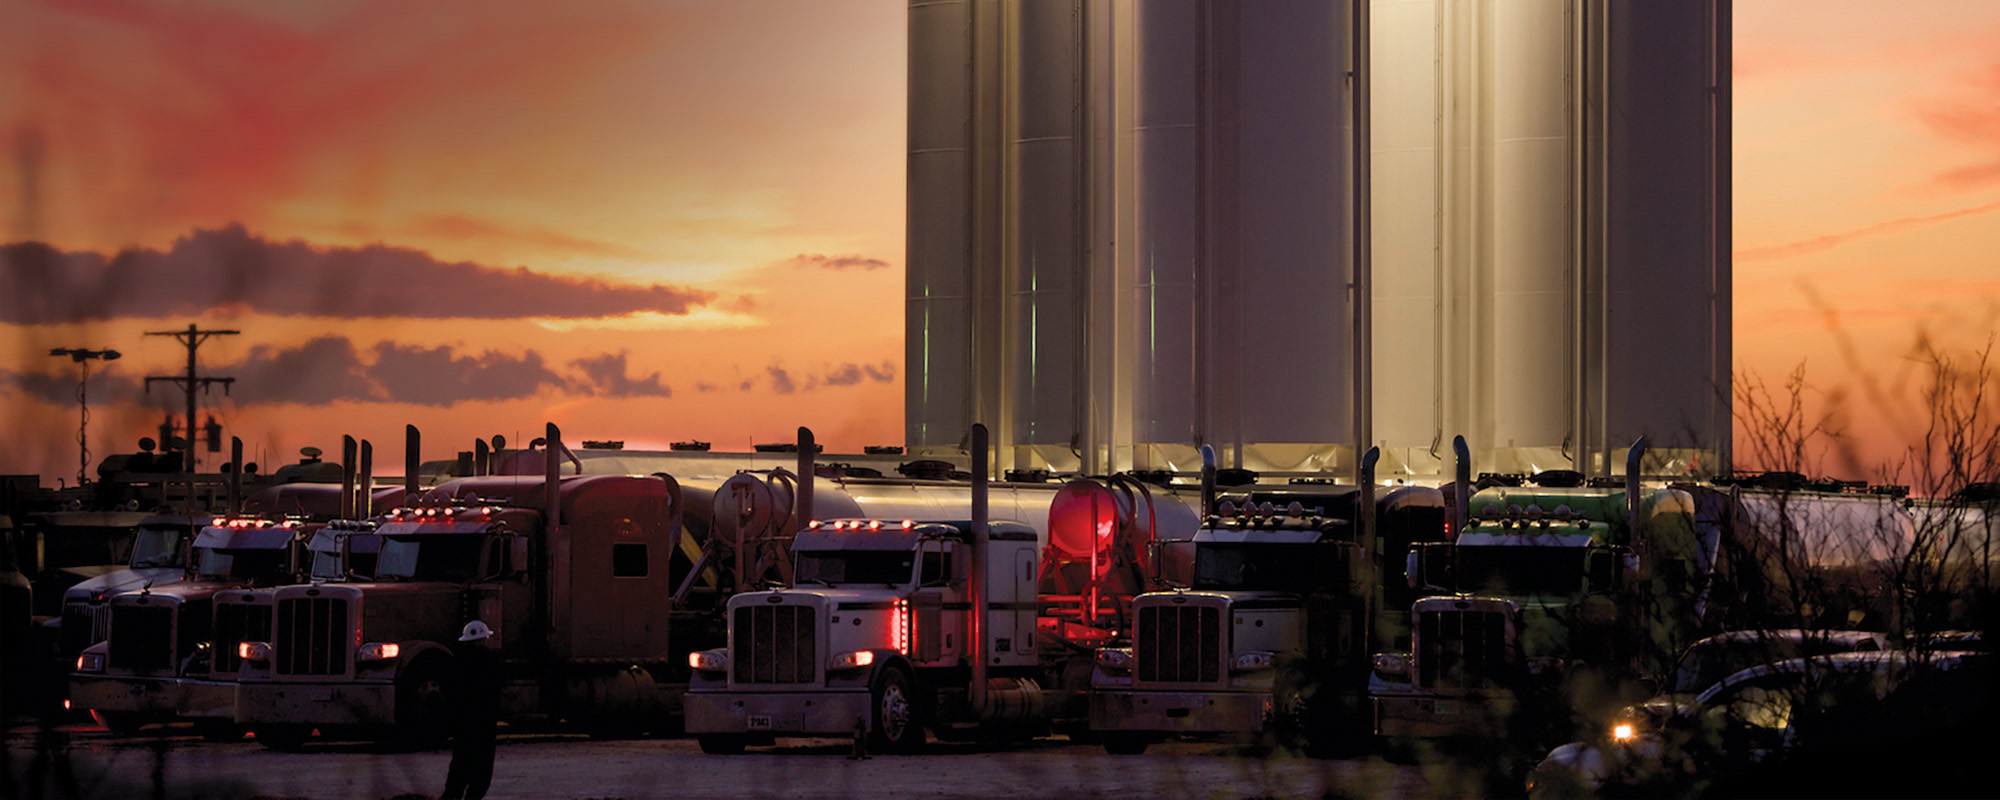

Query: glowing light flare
[[1612, 722, 1636, 742]]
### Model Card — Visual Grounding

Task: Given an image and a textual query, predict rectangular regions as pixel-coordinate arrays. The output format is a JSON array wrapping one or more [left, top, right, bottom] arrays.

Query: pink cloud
[[1734, 200, 2000, 262]]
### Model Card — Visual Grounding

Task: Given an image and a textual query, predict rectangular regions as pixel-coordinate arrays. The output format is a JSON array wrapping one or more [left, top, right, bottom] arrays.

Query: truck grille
[[1136, 604, 1222, 684], [107, 604, 175, 673], [61, 603, 110, 656], [213, 603, 272, 674], [1416, 609, 1511, 691], [732, 604, 816, 684], [275, 597, 349, 676]]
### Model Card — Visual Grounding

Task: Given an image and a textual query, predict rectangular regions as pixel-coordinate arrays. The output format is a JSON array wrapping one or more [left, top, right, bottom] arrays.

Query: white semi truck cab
[[1087, 508, 1364, 754], [69, 516, 307, 736], [684, 517, 1044, 754]]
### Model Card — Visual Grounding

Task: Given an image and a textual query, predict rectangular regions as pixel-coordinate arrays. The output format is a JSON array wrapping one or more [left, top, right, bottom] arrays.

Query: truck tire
[[697, 734, 748, 754], [868, 664, 923, 754], [1101, 732, 1150, 755], [393, 658, 455, 751]]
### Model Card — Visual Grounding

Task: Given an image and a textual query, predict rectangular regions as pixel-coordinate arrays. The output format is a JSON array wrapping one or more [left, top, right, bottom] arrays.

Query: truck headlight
[[238, 642, 271, 662], [76, 652, 106, 673], [829, 650, 875, 671], [1095, 647, 1133, 672], [1231, 651, 1276, 673], [688, 648, 729, 672], [1611, 722, 1636, 743], [1372, 652, 1411, 680], [357, 642, 400, 662]]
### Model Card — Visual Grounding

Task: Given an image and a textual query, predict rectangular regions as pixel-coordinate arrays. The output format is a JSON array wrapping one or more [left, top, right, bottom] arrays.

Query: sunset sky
[[3, 0, 1997, 487]]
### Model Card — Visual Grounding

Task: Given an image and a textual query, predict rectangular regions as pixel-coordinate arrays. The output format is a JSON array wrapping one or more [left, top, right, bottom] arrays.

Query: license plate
[[747, 715, 773, 730]]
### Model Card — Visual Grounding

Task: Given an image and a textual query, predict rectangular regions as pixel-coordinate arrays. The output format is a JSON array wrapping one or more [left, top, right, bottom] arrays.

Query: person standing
[[441, 620, 500, 800]]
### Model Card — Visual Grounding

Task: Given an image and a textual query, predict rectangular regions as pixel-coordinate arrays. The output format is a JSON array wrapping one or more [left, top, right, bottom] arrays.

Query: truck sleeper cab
[[233, 472, 692, 748], [684, 518, 1042, 754], [1088, 508, 1362, 755], [70, 517, 305, 736]]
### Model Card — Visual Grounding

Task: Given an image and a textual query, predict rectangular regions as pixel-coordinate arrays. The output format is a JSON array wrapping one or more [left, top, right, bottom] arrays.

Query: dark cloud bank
[[1, 224, 712, 324], [6, 348, 894, 408]]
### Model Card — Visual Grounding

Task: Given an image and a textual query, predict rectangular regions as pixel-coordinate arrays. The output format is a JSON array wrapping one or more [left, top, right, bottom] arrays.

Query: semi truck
[[69, 515, 311, 737], [1086, 449, 1447, 755], [685, 424, 1110, 753], [1369, 438, 1704, 762], [53, 512, 204, 660], [230, 423, 719, 747]]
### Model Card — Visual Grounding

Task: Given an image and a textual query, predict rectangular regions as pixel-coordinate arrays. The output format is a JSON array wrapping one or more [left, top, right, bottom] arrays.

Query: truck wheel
[[697, 734, 748, 754], [1101, 732, 1150, 755], [868, 665, 923, 754], [394, 659, 455, 751]]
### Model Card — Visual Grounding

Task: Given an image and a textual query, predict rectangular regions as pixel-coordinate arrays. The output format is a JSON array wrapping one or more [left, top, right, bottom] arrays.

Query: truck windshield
[[131, 526, 186, 569], [1455, 546, 1587, 595], [1192, 543, 1328, 592], [196, 548, 289, 581], [795, 550, 916, 586], [310, 550, 344, 580], [376, 535, 485, 581]]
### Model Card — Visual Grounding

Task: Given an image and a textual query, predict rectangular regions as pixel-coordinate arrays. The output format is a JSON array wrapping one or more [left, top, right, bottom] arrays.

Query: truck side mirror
[[1405, 548, 1421, 590], [510, 535, 530, 573], [339, 534, 355, 578]]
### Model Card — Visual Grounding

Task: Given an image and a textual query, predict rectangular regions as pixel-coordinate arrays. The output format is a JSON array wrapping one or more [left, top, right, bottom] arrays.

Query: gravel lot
[[3, 723, 1464, 800]]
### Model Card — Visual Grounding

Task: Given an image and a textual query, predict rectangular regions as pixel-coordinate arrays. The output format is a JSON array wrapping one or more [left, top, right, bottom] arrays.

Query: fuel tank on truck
[[1042, 478, 1204, 630]]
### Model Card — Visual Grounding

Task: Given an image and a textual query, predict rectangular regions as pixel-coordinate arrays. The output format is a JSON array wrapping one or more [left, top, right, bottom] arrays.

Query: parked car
[[1527, 649, 1991, 798], [1601, 629, 1888, 741]]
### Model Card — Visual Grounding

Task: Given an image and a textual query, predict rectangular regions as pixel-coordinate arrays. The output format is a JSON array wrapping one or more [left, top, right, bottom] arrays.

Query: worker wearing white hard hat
[[442, 620, 500, 800]]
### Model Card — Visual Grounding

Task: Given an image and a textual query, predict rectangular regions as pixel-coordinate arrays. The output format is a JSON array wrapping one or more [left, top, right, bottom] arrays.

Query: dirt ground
[[1, 723, 1458, 800]]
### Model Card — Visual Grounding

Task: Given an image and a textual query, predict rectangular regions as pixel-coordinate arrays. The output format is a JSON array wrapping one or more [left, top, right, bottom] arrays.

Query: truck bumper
[[684, 689, 873, 737], [1372, 691, 1509, 739], [70, 676, 235, 720], [1089, 689, 1271, 734], [233, 680, 396, 727]]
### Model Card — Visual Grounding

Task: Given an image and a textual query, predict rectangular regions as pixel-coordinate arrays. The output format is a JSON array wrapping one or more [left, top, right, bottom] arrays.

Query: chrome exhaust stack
[[405, 425, 421, 500], [1452, 435, 1471, 537], [969, 423, 990, 712], [341, 435, 358, 519], [546, 422, 563, 528], [358, 440, 374, 516]]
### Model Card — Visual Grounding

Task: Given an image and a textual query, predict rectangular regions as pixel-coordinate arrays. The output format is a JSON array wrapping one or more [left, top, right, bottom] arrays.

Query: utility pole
[[145, 323, 238, 472]]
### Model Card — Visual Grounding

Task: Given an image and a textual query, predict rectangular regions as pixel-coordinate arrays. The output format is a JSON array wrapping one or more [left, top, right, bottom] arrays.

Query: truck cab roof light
[[808, 520, 822, 530], [901, 519, 915, 530], [868, 520, 883, 531]]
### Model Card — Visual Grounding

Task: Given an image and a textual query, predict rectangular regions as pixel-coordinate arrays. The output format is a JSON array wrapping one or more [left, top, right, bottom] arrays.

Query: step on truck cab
[[70, 515, 308, 736]]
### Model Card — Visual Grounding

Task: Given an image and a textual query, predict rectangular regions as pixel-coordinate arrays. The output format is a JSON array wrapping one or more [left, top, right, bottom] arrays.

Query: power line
[[144, 323, 239, 472]]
